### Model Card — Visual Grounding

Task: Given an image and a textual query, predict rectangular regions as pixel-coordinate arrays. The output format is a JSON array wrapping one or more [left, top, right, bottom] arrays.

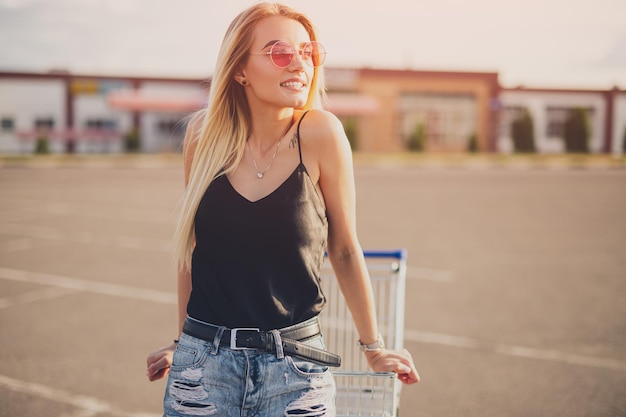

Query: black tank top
[[188, 113, 328, 330]]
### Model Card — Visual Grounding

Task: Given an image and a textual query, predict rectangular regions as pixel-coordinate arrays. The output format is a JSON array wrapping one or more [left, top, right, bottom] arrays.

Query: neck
[[247, 108, 295, 152]]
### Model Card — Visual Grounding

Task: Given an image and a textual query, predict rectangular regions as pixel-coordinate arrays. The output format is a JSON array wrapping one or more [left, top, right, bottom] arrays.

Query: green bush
[[343, 117, 357, 150], [124, 128, 140, 153], [407, 123, 426, 152], [511, 109, 536, 153], [563, 108, 590, 153], [34, 136, 50, 154], [467, 133, 478, 153], [621, 126, 626, 154]]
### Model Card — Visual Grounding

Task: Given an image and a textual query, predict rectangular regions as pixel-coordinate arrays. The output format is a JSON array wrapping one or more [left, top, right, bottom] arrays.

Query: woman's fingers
[[146, 356, 170, 380], [396, 362, 420, 384], [396, 348, 420, 384], [366, 348, 420, 385], [147, 361, 171, 381], [145, 345, 175, 382]]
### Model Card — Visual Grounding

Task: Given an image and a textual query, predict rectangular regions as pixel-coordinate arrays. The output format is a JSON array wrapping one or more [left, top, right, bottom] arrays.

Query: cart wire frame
[[319, 249, 407, 417]]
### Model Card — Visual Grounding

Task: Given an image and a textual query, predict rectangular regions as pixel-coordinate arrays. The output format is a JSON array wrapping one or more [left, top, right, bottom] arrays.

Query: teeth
[[281, 81, 304, 88]]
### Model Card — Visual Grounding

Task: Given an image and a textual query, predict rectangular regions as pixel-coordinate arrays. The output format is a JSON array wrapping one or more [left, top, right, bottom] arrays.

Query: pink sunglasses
[[250, 41, 327, 68]]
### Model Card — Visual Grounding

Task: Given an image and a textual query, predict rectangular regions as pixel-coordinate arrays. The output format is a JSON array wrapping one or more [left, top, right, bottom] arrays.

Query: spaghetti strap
[[295, 110, 310, 164]]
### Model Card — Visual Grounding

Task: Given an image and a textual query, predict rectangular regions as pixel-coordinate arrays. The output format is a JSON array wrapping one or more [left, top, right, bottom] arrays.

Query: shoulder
[[297, 109, 349, 154], [296, 109, 352, 183], [298, 109, 345, 139]]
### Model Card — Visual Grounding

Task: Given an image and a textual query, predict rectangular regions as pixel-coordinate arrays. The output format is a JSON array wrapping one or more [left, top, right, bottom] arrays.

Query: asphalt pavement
[[0, 156, 625, 417]]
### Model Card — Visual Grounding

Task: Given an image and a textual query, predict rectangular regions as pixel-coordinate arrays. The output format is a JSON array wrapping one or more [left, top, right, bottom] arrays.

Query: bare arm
[[314, 111, 419, 384]]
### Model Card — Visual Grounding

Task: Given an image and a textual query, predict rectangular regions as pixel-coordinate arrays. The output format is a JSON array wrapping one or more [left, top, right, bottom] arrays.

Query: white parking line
[[406, 266, 456, 283], [3, 197, 175, 225], [0, 268, 176, 305], [1, 237, 63, 253], [1, 267, 624, 374], [0, 373, 159, 417], [404, 329, 480, 349], [0, 286, 76, 309], [493, 344, 626, 372], [0, 223, 170, 253], [405, 329, 626, 372]]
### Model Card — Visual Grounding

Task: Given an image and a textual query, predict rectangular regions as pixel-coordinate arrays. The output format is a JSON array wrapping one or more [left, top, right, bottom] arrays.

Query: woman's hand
[[146, 343, 176, 382], [365, 348, 420, 385]]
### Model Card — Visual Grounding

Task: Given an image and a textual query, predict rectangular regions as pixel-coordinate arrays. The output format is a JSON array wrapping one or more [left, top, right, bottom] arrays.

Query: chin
[[291, 95, 309, 108]]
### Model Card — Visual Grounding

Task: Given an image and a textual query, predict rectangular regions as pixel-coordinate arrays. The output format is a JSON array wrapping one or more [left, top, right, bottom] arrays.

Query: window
[[157, 119, 183, 134], [1, 117, 14, 132], [85, 118, 117, 131], [546, 106, 594, 138], [157, 119, 185, 136], [398, 93, 477, 151], [34, 117, 54, 129], [500, 106, 526, 138]]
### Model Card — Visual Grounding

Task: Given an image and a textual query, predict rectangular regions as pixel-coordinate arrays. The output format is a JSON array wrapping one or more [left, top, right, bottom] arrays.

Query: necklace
[[247, 120, 293, 179], [249, 139, 281, 179]]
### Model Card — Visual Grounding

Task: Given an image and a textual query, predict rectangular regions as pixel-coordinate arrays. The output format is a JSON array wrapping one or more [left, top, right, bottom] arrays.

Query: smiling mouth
[[280, 81, 305, 89]]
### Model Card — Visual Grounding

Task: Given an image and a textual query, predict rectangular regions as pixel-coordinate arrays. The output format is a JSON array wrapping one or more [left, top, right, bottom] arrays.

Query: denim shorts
[[163, 321, 336, 417]]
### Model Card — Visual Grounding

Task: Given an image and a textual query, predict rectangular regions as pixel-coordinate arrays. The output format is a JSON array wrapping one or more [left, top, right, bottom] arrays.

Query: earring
[[241, 80, 248, 86]]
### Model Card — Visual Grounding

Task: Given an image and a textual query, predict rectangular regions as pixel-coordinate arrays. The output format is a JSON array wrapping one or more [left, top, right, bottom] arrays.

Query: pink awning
[[106, 91, 378, 115], [107, 91, 206, 112], [324, 93, 379, 116]]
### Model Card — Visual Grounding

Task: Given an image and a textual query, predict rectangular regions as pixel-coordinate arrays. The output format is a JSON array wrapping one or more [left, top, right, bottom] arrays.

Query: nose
[[288, 49, 306, 70]]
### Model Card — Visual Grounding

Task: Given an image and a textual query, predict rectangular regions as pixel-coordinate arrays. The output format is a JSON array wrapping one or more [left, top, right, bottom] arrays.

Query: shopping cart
[[319, 250, 407, 417]]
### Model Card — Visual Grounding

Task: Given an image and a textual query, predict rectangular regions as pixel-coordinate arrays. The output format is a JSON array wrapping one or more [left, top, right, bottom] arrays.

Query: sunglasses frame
[[250, 41, 327, 68]]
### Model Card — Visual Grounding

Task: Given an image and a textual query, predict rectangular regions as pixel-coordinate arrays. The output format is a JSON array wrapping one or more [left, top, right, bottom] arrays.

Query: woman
[[146, 3, 419, 415]]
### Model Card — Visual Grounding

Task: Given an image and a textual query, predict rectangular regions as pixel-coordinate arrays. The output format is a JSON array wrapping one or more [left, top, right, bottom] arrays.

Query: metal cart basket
[[319, 250, 407, 417]]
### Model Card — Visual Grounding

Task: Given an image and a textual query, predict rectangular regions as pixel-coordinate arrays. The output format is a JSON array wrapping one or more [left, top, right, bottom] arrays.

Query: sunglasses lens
[[270, 42, 294, 67], [267, 41, 327, 68], [305, 42, 327, 67]]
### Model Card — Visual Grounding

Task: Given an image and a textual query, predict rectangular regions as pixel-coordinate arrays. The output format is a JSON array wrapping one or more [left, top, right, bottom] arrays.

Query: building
[[326, 68, 500, 152], [1, 69, 624, 155], [0, 71, 208, 154], [498, 86, 626, 155]]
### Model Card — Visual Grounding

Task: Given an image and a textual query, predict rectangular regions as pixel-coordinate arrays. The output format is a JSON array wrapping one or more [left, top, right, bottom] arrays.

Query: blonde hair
[[174, 3, 326, 271]]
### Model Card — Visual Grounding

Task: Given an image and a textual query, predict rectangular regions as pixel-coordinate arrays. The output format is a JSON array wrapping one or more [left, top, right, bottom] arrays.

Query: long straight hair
[[174, 3, 326, 271]]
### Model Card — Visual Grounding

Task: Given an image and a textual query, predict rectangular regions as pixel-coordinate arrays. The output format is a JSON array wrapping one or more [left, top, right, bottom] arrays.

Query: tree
[[34, 136, 50, 154], [124, 128, 140, 153], [343, 117, 357, 150], [467, 133, 478, 153], [563, 108, 590, 153], [511, 109, 536, 153], [407, 123, 426, 152]]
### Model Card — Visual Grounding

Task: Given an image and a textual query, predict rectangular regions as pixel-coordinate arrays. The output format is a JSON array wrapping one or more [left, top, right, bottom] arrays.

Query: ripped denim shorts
[[163, 324, 336, 416]]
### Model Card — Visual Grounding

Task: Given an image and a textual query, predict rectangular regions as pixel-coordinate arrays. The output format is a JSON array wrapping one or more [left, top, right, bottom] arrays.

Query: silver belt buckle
[[230, 328, 260, 350]]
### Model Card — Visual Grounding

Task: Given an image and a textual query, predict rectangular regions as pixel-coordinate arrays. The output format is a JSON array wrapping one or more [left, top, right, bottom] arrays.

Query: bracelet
[[173, 339, 179, 345], [357, 334, 385, 351]]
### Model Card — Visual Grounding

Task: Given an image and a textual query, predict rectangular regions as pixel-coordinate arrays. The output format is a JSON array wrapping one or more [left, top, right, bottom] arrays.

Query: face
[[237, 16, 316, 111]]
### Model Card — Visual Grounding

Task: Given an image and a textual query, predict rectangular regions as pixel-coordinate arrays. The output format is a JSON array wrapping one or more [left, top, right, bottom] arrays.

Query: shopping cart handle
[[363, 249, 406, 260], [325, 249, 407, 260]]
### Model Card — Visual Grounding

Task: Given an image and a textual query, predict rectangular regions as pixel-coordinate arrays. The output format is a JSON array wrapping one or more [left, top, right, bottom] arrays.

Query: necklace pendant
[[257, 172, 264, 179]]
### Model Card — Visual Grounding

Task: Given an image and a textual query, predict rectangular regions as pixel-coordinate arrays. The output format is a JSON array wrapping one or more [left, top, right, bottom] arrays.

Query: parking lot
[[1, 157, 625, 417]]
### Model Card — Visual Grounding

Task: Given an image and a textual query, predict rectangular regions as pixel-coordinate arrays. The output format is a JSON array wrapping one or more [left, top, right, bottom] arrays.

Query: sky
[[1, 0, 625, 89]]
